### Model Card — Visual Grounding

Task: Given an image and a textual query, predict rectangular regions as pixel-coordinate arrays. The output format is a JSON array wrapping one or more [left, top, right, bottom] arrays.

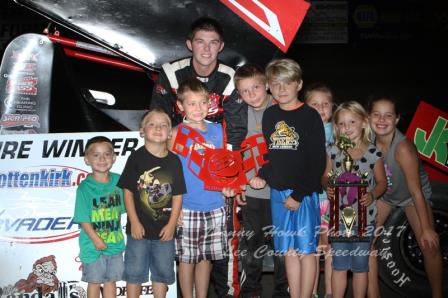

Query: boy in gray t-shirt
[[225, 64, 288, 298]]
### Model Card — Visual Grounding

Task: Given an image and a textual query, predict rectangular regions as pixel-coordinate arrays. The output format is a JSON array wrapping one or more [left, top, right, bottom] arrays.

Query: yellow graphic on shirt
[[138, 166, 172, 220], [91, 191, 123, 243], [269, 121, 299, 150]]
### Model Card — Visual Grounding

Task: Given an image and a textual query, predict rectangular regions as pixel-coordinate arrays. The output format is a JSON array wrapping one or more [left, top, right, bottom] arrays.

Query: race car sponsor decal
[[6, 76, 38, 95], [406, 101, 447, 174], [0, 113, 40, 128]]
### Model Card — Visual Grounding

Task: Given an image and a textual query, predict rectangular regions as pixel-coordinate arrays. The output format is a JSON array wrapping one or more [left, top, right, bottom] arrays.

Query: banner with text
[[0, 131, 177, 298]]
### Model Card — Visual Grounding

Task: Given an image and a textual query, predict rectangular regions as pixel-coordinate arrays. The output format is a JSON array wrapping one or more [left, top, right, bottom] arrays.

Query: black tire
[[377, 183, 448, 297]]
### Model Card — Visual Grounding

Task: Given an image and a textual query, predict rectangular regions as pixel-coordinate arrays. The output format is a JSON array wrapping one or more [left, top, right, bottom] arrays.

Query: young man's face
[[187, 30, 224, 75], [268, 79, 302, 109], [84, 142, 116, 175], [237, 76, 268, 109], [140, 112, 171, 144]]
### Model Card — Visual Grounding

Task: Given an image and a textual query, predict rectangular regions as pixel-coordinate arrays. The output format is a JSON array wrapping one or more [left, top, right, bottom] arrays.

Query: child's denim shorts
[[82, 253, 124, 283], [331, 225, 373, 273], [123, 236, 175, 285], [331, 241, 371, 272]]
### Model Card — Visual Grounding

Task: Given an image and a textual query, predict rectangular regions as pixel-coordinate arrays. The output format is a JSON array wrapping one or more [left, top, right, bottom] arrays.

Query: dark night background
[[1, 0, 447, 133]]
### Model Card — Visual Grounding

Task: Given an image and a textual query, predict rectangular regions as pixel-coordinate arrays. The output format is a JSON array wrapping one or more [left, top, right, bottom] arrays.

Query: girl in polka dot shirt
[[322, 101, 387, 298]]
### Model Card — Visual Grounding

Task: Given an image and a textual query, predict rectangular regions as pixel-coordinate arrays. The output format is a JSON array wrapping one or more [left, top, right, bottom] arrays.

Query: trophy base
[[329, 236, 370, 242]]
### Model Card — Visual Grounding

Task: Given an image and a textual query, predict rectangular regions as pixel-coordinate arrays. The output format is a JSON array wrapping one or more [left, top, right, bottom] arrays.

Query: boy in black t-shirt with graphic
[[118, 108, 186, 298], [250, 59, 326, 298]]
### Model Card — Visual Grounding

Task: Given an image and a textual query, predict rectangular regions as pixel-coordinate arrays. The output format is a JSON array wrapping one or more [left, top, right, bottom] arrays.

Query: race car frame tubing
[[63, 48, 145, 72]]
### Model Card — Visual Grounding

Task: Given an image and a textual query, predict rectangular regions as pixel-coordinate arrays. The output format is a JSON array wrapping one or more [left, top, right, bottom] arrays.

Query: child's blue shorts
[[123, 236, 175, 285], [331, 226, 374, 272], [331, 241, 371, 272], [270, 188, 320, 254], [82, 253, 124, 283]]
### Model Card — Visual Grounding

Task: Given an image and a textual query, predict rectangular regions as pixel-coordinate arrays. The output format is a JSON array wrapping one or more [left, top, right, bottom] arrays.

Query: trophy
[[328, 135, 369, 242], [172, 124, 268, 193]]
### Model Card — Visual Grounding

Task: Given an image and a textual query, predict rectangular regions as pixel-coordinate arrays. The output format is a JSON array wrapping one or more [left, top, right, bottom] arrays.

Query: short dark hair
[[84, 136, 113, 154], [366, 94, 401, 116], [234, 64, 266, 88], [177, 77, 209, 103], [189, 16, 224, 41]]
